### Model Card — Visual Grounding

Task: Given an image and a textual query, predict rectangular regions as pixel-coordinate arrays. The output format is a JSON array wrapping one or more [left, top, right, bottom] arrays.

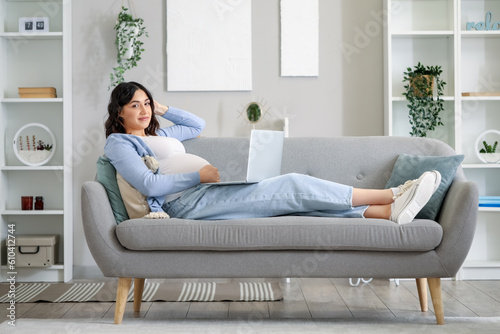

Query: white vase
[[480, 153, 500, 164], [119, 24, 138, 60]]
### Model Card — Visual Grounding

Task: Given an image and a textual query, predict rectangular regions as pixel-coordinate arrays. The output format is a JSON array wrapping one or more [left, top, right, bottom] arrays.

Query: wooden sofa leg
[[428, 277, 445, 325], [416, 278, 428, 312], [134, 278, 145, 312], [115, 278, 132, 325]]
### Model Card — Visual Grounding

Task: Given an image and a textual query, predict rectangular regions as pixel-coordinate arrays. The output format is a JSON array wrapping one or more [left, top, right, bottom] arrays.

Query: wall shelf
[[0, 32, 62, 40], [392, 31, 454, 37], [462, 164, 500, 169], [461, 96, 500, 101], [2, 166, 64, 171], [461, 31, 500, 38], [1, 210, 64, 216], [478, 207, 500, 213], [392, 96, 455, 101], [1, 98, 63, 103]]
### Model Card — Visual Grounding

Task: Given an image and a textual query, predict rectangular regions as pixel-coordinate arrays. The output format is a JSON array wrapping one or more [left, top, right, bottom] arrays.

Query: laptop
[[206, 130, 285, 185]]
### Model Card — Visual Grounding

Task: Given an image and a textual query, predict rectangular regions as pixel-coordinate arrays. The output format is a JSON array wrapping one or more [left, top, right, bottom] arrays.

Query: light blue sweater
[[104, 107, 205, 212]]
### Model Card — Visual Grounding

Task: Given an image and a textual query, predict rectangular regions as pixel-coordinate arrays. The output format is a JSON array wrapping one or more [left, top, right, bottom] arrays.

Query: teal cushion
[[385, 154, 465, 220], [96, 156, 129, 224]]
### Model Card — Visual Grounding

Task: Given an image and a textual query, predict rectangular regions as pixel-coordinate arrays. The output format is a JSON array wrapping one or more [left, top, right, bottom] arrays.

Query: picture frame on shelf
[[19, 17, 49, 33]]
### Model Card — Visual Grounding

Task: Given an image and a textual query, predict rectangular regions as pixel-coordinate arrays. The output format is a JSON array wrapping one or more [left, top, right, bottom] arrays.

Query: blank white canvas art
[[166, 0, 252, 91], [281, 0, 319, 77]]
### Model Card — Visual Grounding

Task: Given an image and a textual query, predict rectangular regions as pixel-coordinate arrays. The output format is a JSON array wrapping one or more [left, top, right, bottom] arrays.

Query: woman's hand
[[199, 165, 220, 183], [153, 101, 169, 116]]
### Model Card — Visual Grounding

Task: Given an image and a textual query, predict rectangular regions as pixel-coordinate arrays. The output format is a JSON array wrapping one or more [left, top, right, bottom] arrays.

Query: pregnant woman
[[104, 82, 440, 224]]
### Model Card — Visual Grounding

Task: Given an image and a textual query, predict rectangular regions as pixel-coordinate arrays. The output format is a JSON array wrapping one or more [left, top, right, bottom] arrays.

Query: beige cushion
[[116, 172, 150, 219]]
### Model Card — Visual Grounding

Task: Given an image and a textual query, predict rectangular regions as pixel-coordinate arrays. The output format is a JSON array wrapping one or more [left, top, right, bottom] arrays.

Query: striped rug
[[0, 281, 282, 303]]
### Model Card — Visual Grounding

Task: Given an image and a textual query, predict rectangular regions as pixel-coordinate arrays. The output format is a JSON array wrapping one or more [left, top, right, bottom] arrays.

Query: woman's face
[[119, 89, 152, 136]]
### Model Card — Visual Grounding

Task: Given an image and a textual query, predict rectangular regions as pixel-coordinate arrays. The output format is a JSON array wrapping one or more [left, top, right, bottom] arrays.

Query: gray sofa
[[81, 136, 478, 325]]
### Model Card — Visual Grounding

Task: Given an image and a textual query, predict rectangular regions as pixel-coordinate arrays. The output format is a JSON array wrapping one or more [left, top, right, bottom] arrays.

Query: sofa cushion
[[96, 156, 129, 224], [385, 154, 464, 220], [115, 216, 443, 252], [116, 172, 150, 219]]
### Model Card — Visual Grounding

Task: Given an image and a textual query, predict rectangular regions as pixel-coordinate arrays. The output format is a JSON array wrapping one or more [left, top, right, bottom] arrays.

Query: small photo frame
[[19, 17, 49, 33]]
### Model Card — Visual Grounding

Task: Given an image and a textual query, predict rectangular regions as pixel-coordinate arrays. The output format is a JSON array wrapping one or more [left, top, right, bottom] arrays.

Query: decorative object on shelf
[[13, 123, 56, 166], [18, 87, 57, 99], [35, 196, 44, 210], [21, 196, 33, 210], [109, 4, 148, 90], [479, 196, 500, 208], [475, 129, 500, 164], [466, 11, 500, 31], [402, 62, 446, 137], [19, 17, 49, 33], [462, 92, 500, 97]]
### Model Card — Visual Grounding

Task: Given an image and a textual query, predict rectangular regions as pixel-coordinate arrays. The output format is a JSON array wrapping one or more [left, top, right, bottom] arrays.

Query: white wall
[[71, 0, 384, 278]]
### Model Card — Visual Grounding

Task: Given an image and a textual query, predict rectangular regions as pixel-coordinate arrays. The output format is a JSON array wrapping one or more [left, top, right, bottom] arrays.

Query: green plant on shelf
[[402, 62, 446, 138], [479, 140, 498, 154]]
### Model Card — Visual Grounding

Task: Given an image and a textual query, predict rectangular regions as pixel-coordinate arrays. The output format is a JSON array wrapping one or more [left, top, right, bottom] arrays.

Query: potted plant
[[479, 140, 500, 163], [109, 6, 148, 89], [402, 62, 446, 137]]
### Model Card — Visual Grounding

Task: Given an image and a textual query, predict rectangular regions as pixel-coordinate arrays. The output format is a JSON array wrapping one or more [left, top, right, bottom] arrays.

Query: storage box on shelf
[[16, 235, 59, 268], [0, 0, 72, 282], [384, 0, 500, 279]]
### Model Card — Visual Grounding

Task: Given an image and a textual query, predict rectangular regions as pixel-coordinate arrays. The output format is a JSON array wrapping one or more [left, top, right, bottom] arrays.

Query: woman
[[104, 82, 440, 224]]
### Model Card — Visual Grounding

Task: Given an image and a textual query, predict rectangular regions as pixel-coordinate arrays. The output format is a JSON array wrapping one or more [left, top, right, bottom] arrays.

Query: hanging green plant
[[402, 62, 446, 137], [109, 6, 148, 89]]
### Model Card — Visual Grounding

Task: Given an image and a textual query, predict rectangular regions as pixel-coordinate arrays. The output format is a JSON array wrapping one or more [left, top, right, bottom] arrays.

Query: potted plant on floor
[[109, 6, 148, 89], [402, 62, 446, 137]]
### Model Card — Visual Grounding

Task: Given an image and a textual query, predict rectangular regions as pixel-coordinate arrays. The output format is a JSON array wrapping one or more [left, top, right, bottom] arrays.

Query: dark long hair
[[105, 82, 160, 137]]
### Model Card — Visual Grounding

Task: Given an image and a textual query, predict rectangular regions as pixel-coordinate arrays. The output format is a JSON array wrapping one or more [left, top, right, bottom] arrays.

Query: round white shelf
[[475, 130, 500, 164], [13, 123, 56, 167]]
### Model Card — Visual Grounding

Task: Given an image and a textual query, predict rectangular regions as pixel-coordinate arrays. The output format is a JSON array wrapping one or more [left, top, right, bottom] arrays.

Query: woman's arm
[[154, 103, 205, 141], [104, 134, 201, 197]]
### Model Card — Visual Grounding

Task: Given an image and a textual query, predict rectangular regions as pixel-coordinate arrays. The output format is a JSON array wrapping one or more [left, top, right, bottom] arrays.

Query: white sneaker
[[389, 171, 441, 225], [391, 170, 442, 200], [391, 179, 416, 200]]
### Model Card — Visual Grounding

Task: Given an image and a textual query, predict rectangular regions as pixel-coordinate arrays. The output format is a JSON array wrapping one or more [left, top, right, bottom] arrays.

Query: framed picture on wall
[[19, 17, 49, 33]]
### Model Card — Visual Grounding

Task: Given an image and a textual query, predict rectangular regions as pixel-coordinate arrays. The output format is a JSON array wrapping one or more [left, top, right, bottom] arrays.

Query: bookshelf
[[384, 0, 500, 279], [0, 0, 72, 282]]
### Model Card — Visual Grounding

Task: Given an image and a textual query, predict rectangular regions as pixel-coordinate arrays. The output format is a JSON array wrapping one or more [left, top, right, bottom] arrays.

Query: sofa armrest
[[81, 181, 127, 277], [435, 179, 478, 276]]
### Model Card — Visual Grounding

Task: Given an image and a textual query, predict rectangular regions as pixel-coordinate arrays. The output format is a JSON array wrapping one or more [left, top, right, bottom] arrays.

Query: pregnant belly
[[159, 153, 210, 174]]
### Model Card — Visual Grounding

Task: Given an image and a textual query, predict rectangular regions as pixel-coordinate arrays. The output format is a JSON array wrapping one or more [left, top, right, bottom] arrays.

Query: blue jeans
[[163, 173, 368, 220]]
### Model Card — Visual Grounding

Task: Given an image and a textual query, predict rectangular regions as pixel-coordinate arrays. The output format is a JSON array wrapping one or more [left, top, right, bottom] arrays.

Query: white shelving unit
[[384, 0, 500, 280], [0, 0, 72, 282]]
